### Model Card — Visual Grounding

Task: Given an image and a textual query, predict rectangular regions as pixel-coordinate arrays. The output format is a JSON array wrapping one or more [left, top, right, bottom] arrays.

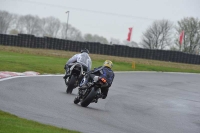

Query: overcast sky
[[0, 0, 200, 43]]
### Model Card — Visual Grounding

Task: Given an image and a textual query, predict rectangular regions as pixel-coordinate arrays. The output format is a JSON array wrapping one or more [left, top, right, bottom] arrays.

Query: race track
[[0, 72, 200, 133]]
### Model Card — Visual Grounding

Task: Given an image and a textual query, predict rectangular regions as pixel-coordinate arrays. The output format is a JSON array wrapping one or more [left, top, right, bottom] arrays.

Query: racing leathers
[[63, 52, 92, 79]]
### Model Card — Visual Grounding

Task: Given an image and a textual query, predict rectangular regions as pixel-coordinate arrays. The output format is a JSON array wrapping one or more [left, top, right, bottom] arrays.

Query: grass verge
[[1, 45, 200, 73], [0, 110, 80, 133]]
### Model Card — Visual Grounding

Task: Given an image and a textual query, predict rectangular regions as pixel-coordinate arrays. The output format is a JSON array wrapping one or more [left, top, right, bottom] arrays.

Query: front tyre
[[81, 87, 98, 107], [66, 75, 76, 94]]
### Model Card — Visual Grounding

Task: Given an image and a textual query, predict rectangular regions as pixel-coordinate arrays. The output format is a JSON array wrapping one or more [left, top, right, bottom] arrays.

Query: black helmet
[[81, 48, 89, 54]]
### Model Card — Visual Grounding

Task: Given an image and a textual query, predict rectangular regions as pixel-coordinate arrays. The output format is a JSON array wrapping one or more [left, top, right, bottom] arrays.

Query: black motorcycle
[[64, 63, 87, 94], [74, 75, 108, 107]]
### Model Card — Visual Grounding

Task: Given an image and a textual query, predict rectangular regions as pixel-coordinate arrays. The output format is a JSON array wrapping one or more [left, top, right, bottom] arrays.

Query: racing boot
[[92, 98, 98, 103], [74, 96, 80, 104], [99, 93, 107, 99], [101, 94, 107, 99]]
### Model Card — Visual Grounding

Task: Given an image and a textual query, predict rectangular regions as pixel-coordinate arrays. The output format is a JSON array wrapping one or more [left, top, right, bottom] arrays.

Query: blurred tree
[[9, 29, 18, 35], [169, 46, 179, 51], [83, 33, 109, 44], [141, 19, 173, 50], [93, 34, 109, 44], [41, 17, 61, 37], [15, 15, 25, 33], [0, 10, 14, 34], [60, 23, 83, 41], [175, 17, 200, 54], [16, 14, 41, 36], [110, 38, 121, 45], [83, 33, 93, 42]]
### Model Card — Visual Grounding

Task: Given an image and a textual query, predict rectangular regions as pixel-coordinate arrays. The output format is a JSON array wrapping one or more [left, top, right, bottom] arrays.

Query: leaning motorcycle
[[64, 63, 87, 94], [74, 75, 108, 107]]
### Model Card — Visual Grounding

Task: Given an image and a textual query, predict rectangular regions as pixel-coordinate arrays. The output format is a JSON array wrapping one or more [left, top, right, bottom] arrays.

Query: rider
[[63, 48, 92, 79], [79, 60, 115, 99]]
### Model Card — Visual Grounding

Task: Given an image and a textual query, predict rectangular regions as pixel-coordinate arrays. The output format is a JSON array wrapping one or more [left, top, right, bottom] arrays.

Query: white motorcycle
[[64, 63, 87, 94]]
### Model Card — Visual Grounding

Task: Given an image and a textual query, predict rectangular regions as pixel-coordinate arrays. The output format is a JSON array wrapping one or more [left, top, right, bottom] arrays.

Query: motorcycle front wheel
[[81, 87, 98, 107]]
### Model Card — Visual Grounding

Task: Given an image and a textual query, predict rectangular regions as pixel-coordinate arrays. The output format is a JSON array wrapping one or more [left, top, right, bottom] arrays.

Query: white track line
[[0, 71, 199, 82]]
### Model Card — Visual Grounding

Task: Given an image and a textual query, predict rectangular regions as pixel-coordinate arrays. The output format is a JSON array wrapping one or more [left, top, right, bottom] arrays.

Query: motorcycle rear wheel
[[66, 75, 76, 94]]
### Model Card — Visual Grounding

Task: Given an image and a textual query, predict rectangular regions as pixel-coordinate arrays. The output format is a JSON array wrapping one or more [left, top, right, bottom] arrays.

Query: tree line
[[0, 10, 112, 44], [141, 18, 200, 54], [0, 10, 200, 54]]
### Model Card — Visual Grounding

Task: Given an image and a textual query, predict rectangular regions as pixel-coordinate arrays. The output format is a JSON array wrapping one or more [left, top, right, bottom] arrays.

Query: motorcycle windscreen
[[77, 53, 91, 70]]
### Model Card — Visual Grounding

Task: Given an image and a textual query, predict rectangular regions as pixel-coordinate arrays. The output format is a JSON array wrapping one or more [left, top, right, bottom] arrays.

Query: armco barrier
[[0, 33, 200, 65]]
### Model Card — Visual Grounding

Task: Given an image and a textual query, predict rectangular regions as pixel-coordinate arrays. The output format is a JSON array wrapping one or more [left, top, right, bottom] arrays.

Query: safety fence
[[0, 34, 200, 65]]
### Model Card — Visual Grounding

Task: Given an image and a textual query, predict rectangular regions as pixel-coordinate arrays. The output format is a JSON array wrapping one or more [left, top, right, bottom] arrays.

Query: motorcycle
[[73, 75, 108, 107], [64, 62, 87, 94]]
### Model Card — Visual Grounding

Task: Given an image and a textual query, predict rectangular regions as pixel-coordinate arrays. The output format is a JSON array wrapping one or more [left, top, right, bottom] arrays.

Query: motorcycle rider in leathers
[[79, 60, 115, 99], [63, 48, 92, 79]]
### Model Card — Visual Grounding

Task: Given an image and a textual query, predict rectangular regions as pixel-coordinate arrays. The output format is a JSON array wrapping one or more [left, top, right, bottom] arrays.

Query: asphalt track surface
[[0, 72, 200, 133]]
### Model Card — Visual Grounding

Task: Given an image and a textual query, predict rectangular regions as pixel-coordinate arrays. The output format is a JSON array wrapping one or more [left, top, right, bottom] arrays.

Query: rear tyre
[[81, 87, 98, 107], [66, 75, 76, 94]]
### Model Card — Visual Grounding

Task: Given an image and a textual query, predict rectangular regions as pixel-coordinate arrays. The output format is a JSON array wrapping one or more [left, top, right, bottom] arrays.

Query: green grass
[[1, 51, 200, 74], [136, 64, 200, 73], [0, 51, 133, 73], [0, 110, 80, 133], [0, 51, 66, 74]]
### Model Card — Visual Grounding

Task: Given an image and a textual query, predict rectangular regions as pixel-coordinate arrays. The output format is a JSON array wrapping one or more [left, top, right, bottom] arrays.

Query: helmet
[[81, 48, 89, 54], [103, 60, 113, 68]]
